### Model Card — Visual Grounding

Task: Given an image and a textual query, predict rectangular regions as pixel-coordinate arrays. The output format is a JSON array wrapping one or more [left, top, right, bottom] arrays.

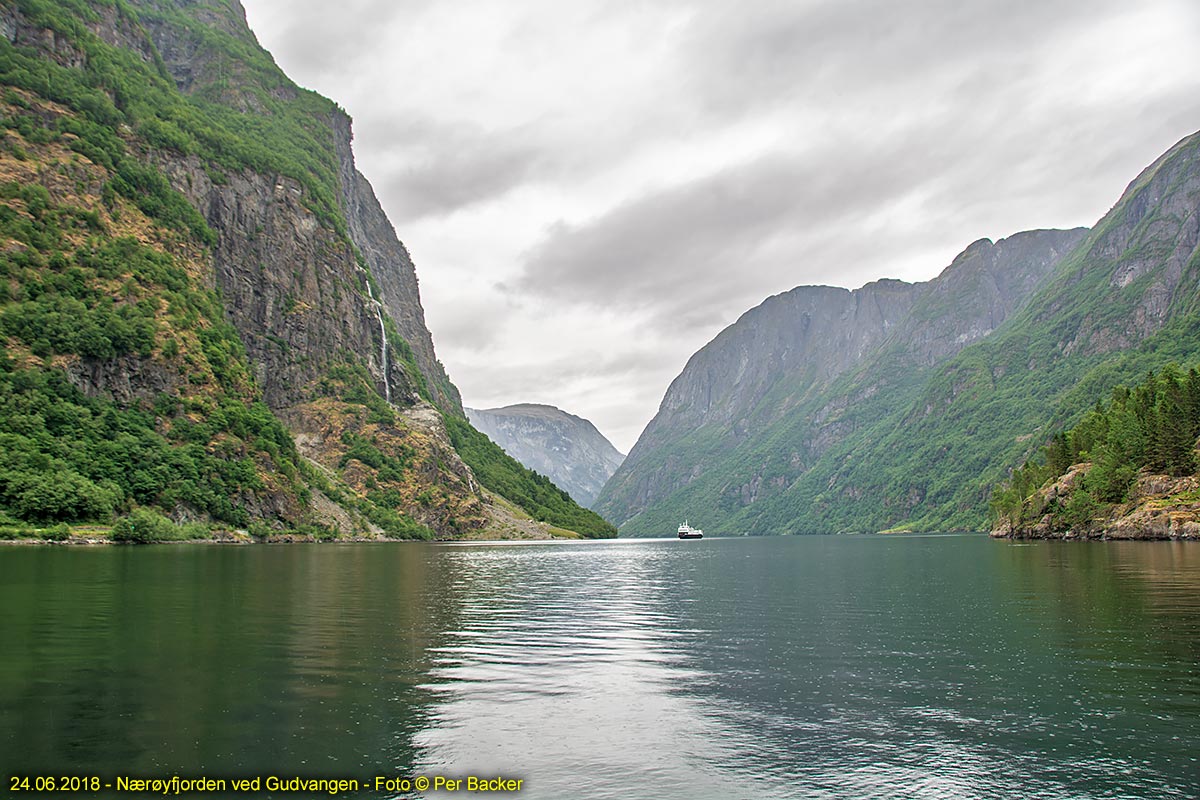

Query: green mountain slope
[[466, 403, 626, 508], [0, 0, 613, 540], [600, 129, 1200, 536]]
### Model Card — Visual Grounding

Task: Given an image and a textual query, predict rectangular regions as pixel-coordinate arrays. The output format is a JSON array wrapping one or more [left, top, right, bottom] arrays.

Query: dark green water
[[1, 535, 1197, 799]]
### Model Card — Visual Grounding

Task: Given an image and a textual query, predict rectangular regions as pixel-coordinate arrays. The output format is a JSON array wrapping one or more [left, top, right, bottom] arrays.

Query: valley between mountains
[[1, 0, 1198, 543], [592, 130, 1200, 539]]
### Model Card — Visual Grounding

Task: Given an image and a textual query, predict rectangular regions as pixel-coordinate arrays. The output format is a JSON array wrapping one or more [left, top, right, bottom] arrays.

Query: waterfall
[[359, 268, 391, 404]]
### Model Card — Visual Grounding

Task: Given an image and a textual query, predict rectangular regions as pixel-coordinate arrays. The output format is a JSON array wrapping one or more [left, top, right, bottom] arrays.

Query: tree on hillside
[[991, 362, 1200, 527], [1156, 369, 1196, 476]]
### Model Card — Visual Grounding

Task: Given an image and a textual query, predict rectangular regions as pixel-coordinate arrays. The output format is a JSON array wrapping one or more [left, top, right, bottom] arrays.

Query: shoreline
[[991, 530, 1200, 541], [992, 469, 1200, 542], [0, 530, 585, 547], [8, 530, 1200, 546]]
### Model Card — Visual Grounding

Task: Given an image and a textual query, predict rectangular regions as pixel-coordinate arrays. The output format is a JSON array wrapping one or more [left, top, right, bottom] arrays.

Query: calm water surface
[[1, 535, 1198, 799]]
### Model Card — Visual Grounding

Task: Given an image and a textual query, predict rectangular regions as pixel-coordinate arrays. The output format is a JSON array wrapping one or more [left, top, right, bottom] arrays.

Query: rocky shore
[[992, 465, 1200, 540]]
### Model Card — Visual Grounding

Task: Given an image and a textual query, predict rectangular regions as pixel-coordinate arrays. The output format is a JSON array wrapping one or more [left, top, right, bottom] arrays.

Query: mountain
[[0, 0, 614, 540], [466, 404, 625, 508], [598, 128, 1200, 535], [596, 228, 1086, 533]]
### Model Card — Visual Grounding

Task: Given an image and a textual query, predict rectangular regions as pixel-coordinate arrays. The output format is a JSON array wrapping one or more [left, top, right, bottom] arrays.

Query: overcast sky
[[242, 0, 1200, 453]]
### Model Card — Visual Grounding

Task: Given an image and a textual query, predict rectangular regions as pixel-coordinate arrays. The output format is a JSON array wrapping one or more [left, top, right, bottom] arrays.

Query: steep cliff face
[[655, 279, 921, 436], [1023, 132, 1200, 359], [601, 129, 1200, 536], [881, 229, 1088, 367], [466, 404, 624, 508], [129, 1, 419, 412], [0, 0, 614, 539], [153, 154, 415, 410], [599, 278, 922, 526], [331, 111, 461, 414], [0, 89, 313, 531], [596, 227, 1086, 534]]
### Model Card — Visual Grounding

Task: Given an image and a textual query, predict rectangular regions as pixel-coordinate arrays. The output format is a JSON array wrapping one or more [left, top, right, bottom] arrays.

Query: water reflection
[[2, 537, 1198, 799], [413, 543, 749, 799], [410, 537, 1200, 800], [0, 545, 456, 784]]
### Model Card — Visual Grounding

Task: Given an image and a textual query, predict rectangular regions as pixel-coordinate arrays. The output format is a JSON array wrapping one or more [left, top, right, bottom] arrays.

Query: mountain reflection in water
[[1, 536, 1197, 799]]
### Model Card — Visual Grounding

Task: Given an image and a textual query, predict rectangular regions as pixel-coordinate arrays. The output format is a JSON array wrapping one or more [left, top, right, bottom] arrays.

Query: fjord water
[[1, 536, 1197, 799]]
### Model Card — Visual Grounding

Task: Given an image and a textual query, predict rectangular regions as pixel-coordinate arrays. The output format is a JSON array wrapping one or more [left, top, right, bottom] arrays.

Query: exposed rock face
[[467, 404, 625, 508], [155, 154, 419, 411], [596, 228, 1085, 531], [134, 0, 285, 107], [65, 355, 180, 406], [655, 280, 922, 436], [132, 0, 458, 415], [121, 2, 416, 412], [111, 0, 485, 536], [992, 465, 1200, 540], [1037, 133, 1200, 359], [597, 279, 922, 525], [0, 0, 612, 539], [332, 112, 462, 414], [883, 229, 1088, 367]]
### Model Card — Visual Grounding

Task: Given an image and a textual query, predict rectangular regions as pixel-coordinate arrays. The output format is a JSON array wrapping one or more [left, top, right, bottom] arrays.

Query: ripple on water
[[1, 536, 1197, 799]]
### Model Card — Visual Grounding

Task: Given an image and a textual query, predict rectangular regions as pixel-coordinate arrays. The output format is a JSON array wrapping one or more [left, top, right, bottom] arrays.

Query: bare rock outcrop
[[993, 465, 1200, 541]]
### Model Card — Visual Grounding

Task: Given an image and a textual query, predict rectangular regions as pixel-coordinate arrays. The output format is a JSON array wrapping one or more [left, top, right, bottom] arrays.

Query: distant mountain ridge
[[600, 129, 1200, 536], [596, 225, 1088, 534], [467, 404, 625, 508]]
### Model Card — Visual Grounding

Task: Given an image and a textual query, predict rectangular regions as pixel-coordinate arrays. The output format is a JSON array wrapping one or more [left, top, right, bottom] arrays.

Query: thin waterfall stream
[[359, 268, 391, 404]]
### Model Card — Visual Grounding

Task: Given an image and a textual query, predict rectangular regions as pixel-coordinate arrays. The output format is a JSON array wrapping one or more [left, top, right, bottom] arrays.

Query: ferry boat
[[677, 521, 703, 539]]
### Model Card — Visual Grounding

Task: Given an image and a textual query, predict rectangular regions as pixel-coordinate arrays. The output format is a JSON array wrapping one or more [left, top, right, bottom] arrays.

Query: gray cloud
[[514, 129, 973, 325], [677, 0, 1128, 117], [427, 301, 499, 354], [245, 0, 427, 73], [360, 118, 548, 221], [243, 0, 1200, 450], [515, 0, 1200, 339], [461, 345, 681, 397]]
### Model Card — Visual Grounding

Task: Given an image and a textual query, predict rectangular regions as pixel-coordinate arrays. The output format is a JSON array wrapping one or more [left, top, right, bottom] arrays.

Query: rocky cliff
[[0, 0, 614, 539], [602, 128, 1200, 536], [466, 404, 625, 508], [596, 228, 1086, 533], [331, 111, 461, 415], [993, 466, 1200, 540]]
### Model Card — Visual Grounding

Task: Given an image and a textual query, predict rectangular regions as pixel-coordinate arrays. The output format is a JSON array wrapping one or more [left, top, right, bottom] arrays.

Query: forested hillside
[[991, 364, 1200, 539], [0, 0, 614, 540]]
